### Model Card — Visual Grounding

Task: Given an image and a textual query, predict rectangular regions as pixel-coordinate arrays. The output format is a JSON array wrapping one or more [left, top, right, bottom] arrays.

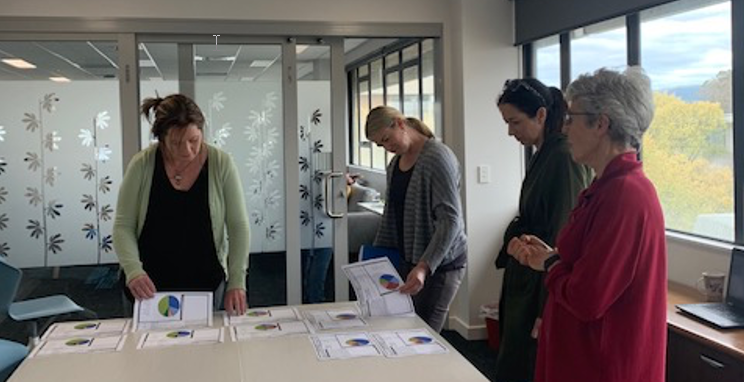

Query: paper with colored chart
[[41, 319, 131, 340], [371, 329, 449, 357], [225, 307, 300, 326], [342, 257, 415, 317], [231, 320, 310, 341], [136, 327, 223, 349], [303, 308, 368, 331], [30, 335, 126, 357], [309, 332, 383, 360], [133, 292, 213, 331]]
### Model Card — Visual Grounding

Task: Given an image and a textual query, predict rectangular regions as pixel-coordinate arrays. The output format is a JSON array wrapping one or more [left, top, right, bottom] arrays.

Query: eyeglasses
[[563, 112, 597, 125], [502, 79, 546, 106]]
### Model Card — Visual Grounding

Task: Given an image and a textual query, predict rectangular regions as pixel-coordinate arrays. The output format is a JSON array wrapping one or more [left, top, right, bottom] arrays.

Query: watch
[[543, 253, 561, 271]]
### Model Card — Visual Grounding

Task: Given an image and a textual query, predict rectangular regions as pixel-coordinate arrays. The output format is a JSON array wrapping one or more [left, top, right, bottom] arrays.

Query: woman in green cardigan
[[494, 79, 591, 382], [113, 94, 250, 316]]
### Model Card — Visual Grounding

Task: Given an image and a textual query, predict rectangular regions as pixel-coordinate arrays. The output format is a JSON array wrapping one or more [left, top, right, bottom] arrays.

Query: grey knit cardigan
[[374, 138, 467, 273]]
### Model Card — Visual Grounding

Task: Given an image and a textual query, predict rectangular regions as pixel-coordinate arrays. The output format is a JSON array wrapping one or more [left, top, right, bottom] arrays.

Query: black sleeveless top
[[137, 149, 223, 291], [390, 158, 414, 254]]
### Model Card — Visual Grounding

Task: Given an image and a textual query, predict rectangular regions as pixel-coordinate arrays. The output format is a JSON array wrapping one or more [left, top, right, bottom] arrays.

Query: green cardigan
[[113, 143, 250, 291]]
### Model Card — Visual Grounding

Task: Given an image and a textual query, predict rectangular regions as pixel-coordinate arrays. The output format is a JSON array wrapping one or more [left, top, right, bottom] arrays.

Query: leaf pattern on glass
[[314, 194, 325, 211], [44, 167, 58, 186], [262, 92, 278, 110], [80, 163, 95, 180], [101, 235, 113, 252], [100, 204, 113, 221], [23, 113, 39, 132], [24, 152, 41, 171], [265, 160, 279, 180], [266, 222, 282, 241], [0, 187, 7, 204], [250, 211, 264, 226], [25, 187, 42, 206], [96, 145, 112, 162], [79, 129, 94, 146], [44, 131, 61, 151], [315, 221, 325, 238], [0, 213, 8, 230], [300, 210, 310, 226], [313, 171, 323, 185], [265, 190, 281, 208], [312, 140, 324, 153], [0, 125, 5, 141], [247, 110, 270, 130], [0, 157, 5, 175], [81, 194, 96, 210], [0, 242, 9, 258], [212, 122, 232, 147], [299, 184, 310, 200], [311, 109, 322, 125], [95, 111, 110, 130], [210, 92, 226, 111], [265, 128, 279, 148], [299, 156, 309, 172], [26, 219, 43, 239], [82, 223, 97, 240], [46, 200, 63, 219], [99, 176, 112, 193], [247, 179, 263, 197], [48, 233, 64, 254], [299, 125, 307, 141], [42, 93, 58, 113]]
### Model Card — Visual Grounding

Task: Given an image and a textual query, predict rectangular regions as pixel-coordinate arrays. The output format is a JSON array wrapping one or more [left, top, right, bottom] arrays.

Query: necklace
[[167, 148, 203, 186]]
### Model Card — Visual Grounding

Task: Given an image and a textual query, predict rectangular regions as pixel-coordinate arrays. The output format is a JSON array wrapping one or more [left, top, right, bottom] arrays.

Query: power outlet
[[477, 165, 491, 184]]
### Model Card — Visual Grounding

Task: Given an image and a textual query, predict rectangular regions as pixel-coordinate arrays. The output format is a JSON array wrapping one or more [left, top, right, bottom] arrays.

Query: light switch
[[477, 165, 491, 184]]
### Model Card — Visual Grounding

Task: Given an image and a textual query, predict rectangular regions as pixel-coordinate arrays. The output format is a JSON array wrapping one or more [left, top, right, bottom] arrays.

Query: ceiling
[[0, 38, 370, 82]]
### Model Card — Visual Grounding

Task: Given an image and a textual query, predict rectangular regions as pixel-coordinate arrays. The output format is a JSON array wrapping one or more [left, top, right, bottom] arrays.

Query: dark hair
[[141, 94, 205, 141], [497, 78, 567, 136]]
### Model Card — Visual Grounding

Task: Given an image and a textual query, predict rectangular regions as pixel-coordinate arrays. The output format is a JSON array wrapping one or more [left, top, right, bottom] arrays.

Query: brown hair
[[365, 106, 434, 140], [141, 94, 205, 141]]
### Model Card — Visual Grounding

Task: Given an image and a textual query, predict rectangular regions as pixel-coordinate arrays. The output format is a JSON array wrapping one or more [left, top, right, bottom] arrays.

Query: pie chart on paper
[[335, 313, 357, 320], [65, 338, 91, 346], [74, 322, 98, 330], [409, 336, 433, 345], [158, 295, 181, 317], [378, 274, 400, 290], [254, 324, 278, 331], [166, 330, 192, 339], [247, 310, 269, 317], [345, 338, 370, 347]]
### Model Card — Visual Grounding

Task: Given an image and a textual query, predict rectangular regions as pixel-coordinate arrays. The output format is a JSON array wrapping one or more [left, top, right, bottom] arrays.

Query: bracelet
[[543, 253, 561, 271]]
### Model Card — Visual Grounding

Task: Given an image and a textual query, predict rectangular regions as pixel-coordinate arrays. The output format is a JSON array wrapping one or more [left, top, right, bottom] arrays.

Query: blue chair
[[0, 340, 27, 382], [0, 258, 94, 345]]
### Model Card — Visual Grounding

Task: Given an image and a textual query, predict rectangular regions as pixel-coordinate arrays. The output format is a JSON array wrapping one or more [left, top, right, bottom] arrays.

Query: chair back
[[0, 259, 22, 319]]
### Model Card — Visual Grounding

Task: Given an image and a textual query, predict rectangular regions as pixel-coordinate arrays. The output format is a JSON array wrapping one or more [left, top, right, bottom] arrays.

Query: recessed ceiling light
[[249, 60, 273, 68], [49, 76, 71, 83], [2, 58, 36, 69], [240, 77, 255, 81], [139, 60, 156, 67], [149, 77, 163, 81]]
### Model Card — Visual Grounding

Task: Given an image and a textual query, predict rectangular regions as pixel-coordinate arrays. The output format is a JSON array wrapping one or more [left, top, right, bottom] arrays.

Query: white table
[[9, 302, 489, 382]]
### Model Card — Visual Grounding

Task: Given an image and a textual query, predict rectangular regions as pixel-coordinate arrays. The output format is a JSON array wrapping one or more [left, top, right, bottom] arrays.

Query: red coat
[[536, 152, 667, 382]]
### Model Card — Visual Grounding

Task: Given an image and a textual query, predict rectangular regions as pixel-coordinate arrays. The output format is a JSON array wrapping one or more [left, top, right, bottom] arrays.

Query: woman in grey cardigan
[[366, 106, 467, 332]]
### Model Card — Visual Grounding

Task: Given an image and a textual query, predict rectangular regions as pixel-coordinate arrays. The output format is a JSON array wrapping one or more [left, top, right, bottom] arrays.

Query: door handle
[[324, 171, 345, 218], [699, 354, 725, 369]]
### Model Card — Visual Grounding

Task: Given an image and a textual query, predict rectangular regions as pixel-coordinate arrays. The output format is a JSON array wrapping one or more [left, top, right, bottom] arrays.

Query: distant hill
[[658, 85, 701, 102]]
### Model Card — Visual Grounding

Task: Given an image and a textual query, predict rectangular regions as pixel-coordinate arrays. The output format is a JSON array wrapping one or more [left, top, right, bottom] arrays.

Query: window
[[641, 0, 733, 242], [571, 17, 627, 80], [535, 36, 560, 88], [347, 39, 438, 170]]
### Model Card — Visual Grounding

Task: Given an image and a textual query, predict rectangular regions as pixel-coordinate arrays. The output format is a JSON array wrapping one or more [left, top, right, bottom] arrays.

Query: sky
[[536, 2, 731, 92]]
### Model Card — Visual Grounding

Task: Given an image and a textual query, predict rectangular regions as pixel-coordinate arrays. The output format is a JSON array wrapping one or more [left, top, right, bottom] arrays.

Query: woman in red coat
[[509, 67, 667, 382]]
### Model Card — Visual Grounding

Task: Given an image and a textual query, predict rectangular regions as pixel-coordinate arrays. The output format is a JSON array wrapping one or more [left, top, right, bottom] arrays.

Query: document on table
[[136, 327, 223, 349], [303, 308, 368, 331], [225, 307, 300, 326], [41, 319, 130, 340], [371, 329, 449, 357], [309, 332, 383, 361], [231, 320, 310, 341], [30, 335, 126, 357], [342, 257, 414, 317], [133, 291, 212, 331]]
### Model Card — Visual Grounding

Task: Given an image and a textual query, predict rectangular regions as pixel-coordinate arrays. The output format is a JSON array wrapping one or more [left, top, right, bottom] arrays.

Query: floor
[[0, 254, 498, 381]]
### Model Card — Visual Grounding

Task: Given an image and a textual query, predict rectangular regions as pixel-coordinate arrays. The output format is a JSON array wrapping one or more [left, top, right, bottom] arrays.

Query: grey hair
[[566, 67, 654, 150]]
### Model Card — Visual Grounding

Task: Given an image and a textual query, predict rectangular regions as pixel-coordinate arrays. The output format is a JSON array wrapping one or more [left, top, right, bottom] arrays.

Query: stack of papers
[[31, 319, 130, 357], [303, 308, 367, 331], [371, 329, 448, 357], [226, 307, 299, 326], [136, 327, 223, 349], [309, 332, 383, 360], [231, 320, 310, 341], [133, 292, 213, 331], [343, 257, 415, 317]]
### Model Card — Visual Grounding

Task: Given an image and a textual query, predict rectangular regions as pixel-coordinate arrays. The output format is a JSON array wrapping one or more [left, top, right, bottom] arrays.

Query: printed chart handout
[[231, 320, 310, 341], [41, 319, 130, 341], [133, 291, 213, 331], [371, 329, 449, 357], [136, 327, 223, 349], [309, 332, 383, 360], [226, 307, 299, 326], [30, 335, 126, 357], [343, 257, 414, 317], [303, 308, 367, 331]]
